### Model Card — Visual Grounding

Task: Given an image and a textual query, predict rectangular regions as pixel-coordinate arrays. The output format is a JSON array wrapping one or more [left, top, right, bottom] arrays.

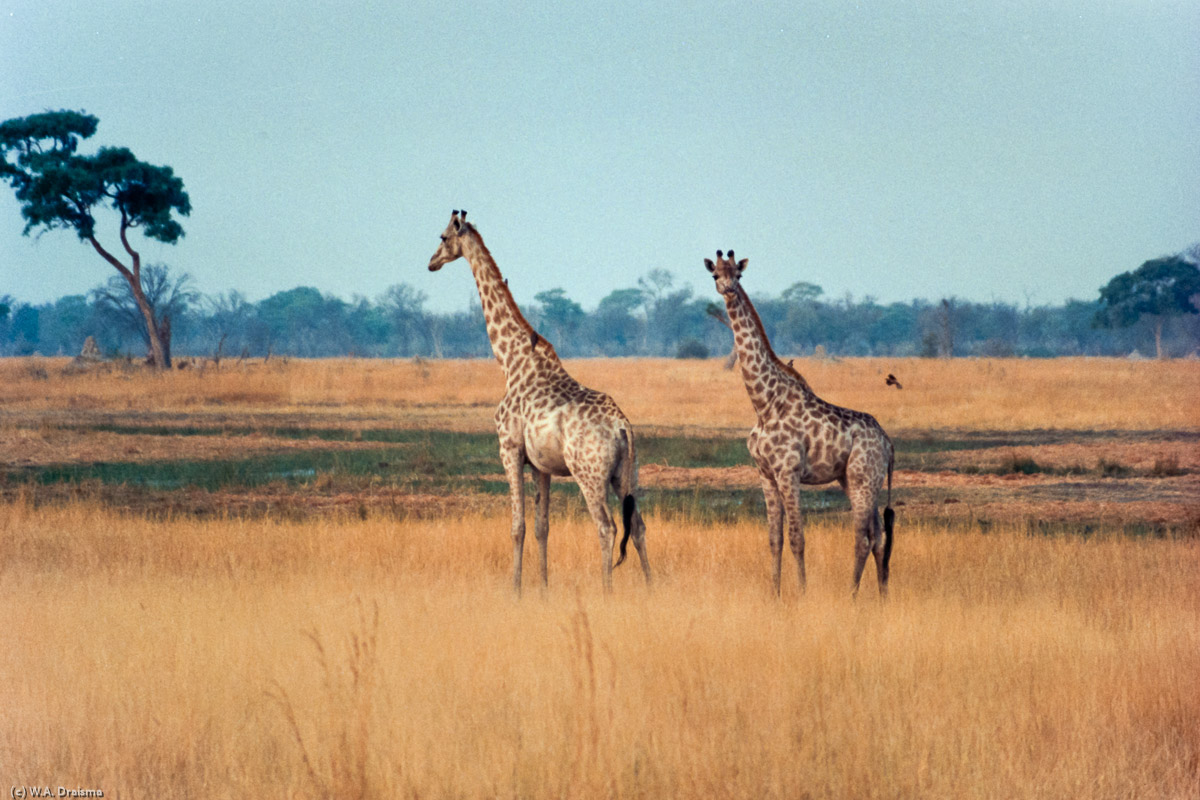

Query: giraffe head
[[704, 249, 748, 297], [427, 210, 473, 271]]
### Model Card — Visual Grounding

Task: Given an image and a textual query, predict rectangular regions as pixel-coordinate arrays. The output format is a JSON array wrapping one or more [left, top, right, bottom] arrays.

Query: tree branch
[[87, 235, 134, 283], [118, 210, 141, 282], [706, 302, 732, 330]]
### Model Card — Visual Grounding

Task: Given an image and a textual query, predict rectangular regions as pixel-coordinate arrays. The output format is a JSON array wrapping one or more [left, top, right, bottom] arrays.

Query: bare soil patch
[[941, 438, 1200, 473], [4, 397, 1195, 533], [0, 426, 389, 467], [636, 464, 1200, 530]]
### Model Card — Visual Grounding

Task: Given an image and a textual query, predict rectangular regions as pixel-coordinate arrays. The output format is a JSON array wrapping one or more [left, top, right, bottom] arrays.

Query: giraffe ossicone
[[706, 250, 896, 597], [427, 211, 652, 593]]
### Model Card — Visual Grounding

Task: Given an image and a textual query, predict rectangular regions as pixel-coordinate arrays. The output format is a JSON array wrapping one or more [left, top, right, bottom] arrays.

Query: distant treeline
[[3, 268, 1198, 360]]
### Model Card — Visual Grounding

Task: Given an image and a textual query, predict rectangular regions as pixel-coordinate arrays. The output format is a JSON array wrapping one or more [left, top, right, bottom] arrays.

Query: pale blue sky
[[2, 0, 1197, 313]]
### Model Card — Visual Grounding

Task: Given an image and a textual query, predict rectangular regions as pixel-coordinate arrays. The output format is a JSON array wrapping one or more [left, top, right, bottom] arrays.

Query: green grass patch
[[5, 430, 756, 495], [639, 435, 750, 469], [636, 485, 848, 524], [1021, 518, 1182, 540], [12, 430, 498, 492], [83, 422, 439, 444]]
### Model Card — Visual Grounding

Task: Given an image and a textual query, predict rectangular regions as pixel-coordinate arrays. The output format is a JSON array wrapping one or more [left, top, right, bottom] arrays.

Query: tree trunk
[[430, 320, 444, 359], [939, 299, 955, 358], [121, 223, 171, 369], [88, 227, 171, 370], [130, 279, 169, 367], [1155, 318, 1164, 359], [160, 315, 172, 367]]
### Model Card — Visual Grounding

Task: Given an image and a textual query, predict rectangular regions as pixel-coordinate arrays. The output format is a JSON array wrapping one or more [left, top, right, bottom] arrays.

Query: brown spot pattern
[[707, 250, 895, 597], [428, 214, 652, 593]]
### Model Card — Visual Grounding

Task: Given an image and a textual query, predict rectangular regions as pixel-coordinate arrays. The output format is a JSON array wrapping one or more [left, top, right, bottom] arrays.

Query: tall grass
[[3, 497, 1196, 799], [3, 356, 1198, 432]]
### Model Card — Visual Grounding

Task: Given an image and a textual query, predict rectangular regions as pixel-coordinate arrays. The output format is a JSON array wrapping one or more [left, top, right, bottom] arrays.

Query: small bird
[[886, 373, 903, 389]]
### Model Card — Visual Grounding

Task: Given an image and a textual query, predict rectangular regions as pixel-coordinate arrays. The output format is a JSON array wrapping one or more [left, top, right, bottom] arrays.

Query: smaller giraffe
[[705, 250, 895, 597], [427, 211, 651, 593]]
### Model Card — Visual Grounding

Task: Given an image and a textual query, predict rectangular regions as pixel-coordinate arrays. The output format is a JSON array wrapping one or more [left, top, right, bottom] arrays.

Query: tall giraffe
[[705, 250, 895, 597], [427, 211, 651, 593]]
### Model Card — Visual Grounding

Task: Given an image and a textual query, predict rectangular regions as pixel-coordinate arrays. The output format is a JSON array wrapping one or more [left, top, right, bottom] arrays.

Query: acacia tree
[[0, 110, 191, 368], [1096, 255, 1200, 358]]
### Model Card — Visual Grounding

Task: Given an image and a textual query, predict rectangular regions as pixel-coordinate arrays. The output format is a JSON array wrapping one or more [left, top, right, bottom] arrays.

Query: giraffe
[[427, 211, 651, 593], [705, 250, 895, 597]]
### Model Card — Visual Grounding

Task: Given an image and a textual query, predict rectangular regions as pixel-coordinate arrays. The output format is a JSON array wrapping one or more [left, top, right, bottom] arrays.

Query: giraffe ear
[[704, 258, 715, 273], [736, 258, 748, 275]]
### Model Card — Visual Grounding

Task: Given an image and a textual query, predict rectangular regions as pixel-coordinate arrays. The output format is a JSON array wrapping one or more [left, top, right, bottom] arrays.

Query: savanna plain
[[1, 356, 1198, 799]]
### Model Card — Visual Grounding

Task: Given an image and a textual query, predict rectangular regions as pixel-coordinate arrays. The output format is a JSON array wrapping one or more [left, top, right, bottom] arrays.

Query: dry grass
[[3, 497, 1197, 799], [3, 355, 1197, 797], [2, 356, 1198, 433], [0, 357, 501, 424], [571, 356, 1200, 434]]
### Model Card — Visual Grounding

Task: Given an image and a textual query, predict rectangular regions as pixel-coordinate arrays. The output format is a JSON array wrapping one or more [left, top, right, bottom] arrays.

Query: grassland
[[3, 354, 1198, 432], [1, 356, 1198, 799]]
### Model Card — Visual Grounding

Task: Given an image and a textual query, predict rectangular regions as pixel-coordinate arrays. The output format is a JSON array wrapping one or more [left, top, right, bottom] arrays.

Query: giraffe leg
[[610, 474, 652, 586], [578, 478, 617, 593], [500, 445, 527, 596], [777, 472, 807, 595], [533, 468, 551, 588], [849, 505, 877, 598], [757, 473, 784, 595], [847, 479, 884, 598], [845, 444, 889, 598], [630, 507, 652, 586]]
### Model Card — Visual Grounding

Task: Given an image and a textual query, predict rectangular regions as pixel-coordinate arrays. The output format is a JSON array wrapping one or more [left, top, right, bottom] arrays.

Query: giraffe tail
[[615, 427, 637, 569], [616, 495, 636, 568], [882, 453, 895, 571]]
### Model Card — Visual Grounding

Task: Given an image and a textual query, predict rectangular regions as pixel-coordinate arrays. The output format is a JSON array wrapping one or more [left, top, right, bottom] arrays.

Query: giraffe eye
[[440, 235, 447, 242]]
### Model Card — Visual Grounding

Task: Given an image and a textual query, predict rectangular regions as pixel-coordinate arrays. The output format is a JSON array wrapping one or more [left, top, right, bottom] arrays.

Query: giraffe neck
[[723, 283, 805, 417], [460, 229, 557, 377]]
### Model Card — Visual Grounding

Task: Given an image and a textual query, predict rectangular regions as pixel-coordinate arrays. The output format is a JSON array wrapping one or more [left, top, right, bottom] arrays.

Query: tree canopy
[[0, 109, 191, 367], [0, 111, 189, 242], [1096, 254, 1200, 357]]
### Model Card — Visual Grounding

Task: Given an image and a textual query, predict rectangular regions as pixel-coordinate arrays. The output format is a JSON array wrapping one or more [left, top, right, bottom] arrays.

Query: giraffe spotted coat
[[428, 211, 651, 593], [706, 250, 895, 596]]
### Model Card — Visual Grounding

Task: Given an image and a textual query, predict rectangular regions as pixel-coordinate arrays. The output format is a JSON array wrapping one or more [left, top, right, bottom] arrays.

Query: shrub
[[675, 339, 710, 359], [1000, 455, 1043, 475], [1150, 456, 1184, 477]]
